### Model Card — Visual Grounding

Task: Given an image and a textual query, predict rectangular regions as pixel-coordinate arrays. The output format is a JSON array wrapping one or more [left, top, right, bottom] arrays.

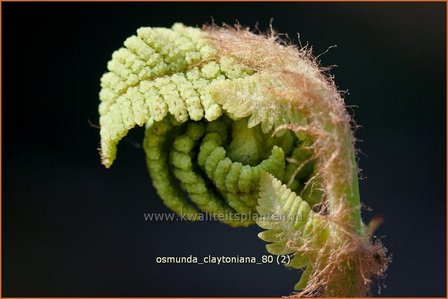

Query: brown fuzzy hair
[[204, 24, 389, 297]]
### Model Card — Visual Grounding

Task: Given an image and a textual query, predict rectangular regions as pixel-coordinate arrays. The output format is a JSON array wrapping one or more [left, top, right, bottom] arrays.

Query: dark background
[[2, 2, 446, 297]]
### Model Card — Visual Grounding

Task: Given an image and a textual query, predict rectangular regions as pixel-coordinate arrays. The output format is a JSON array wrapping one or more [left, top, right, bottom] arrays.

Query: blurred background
[[3, 2, 446, 297]]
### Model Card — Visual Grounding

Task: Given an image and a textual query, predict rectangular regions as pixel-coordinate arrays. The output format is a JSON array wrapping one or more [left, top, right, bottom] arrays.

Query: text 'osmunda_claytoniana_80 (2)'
[[98, 23, 390, 297]]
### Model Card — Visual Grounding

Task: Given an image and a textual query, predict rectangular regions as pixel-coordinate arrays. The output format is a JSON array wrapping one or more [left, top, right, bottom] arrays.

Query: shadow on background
[[2, 2, 446, 297]]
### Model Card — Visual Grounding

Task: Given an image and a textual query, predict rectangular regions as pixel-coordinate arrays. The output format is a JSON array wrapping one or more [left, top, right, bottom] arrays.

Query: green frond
[[208, 74, 307, 136], [99, 24, 253, 168], [256, 173, 331, 290], [256, 173, 314, 246], [98, 24, 382, 296], [99, 24, 319, 226]]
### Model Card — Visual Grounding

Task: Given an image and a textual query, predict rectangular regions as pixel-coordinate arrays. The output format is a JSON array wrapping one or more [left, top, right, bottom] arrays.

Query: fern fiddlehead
[[99, 23, 388, 296]]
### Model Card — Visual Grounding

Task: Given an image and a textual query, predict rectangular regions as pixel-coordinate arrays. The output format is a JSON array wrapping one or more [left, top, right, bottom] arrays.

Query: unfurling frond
[[98, 23, 388, 296]]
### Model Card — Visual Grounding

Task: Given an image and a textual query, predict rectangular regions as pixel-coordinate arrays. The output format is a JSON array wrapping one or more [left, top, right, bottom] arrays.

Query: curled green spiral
[[99, 23, 322, 227]]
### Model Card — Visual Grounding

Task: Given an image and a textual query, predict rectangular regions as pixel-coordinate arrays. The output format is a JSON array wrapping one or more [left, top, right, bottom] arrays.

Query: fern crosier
[[99, 23, 388, 296]]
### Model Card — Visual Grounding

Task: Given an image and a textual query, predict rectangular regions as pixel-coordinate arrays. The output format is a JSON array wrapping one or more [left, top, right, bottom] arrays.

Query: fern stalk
[[98, 23, 388, 297]]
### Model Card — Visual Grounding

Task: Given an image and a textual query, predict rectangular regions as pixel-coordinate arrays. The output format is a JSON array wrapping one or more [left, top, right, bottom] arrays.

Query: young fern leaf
[[99, 23, 388, 296], [257, 173, 328, 291], [256, 173, 322, 290]]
